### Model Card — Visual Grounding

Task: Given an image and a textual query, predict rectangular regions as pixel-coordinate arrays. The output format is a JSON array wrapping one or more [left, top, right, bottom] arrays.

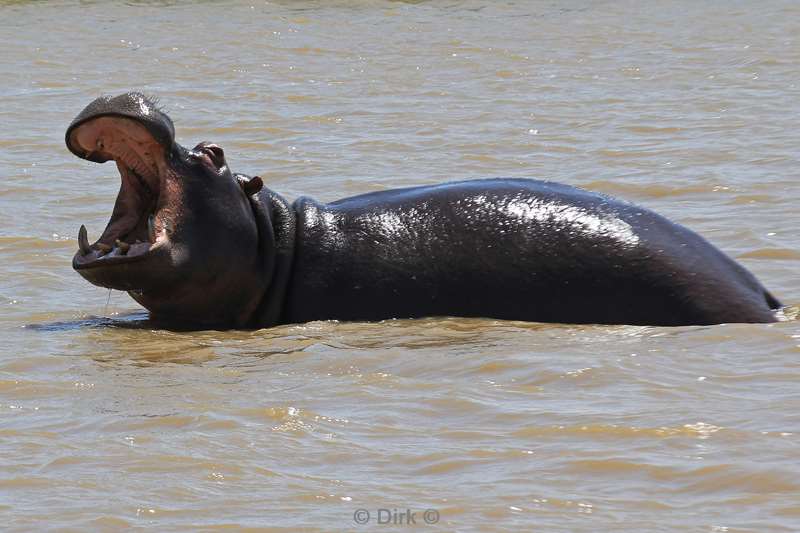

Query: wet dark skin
[[67, 92, 781, 329]]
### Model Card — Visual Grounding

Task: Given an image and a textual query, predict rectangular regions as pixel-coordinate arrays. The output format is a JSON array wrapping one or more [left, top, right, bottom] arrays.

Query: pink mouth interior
[[70, 117, 166, 265]]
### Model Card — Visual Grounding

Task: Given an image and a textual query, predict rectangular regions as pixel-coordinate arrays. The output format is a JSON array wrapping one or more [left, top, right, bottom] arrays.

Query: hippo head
[[67, 92, 271, 327]]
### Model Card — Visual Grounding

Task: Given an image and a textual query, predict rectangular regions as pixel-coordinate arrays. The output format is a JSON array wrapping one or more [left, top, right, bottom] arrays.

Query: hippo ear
[[236, 175, 264, 196]]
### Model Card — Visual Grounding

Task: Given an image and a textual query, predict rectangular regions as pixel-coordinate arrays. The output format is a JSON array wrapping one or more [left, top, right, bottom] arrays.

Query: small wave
[[738, 248, 800, 260], [584, 179, 715, 198]]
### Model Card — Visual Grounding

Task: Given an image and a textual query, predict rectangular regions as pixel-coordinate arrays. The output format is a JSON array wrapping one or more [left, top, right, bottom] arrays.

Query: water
[[1, 1, 799, 530]]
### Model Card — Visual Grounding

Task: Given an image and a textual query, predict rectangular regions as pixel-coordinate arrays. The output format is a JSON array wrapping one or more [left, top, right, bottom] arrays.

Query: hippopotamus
[[65, 92, 781, 328]]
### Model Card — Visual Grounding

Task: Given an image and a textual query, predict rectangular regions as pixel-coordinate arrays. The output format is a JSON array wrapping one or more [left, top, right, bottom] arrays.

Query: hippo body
[[66, 93, 780, 329], [277, 179, 779, 326]]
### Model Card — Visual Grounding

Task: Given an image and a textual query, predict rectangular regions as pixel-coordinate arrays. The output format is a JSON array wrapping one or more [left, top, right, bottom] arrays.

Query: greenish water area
[[1, 1, 799, 530]]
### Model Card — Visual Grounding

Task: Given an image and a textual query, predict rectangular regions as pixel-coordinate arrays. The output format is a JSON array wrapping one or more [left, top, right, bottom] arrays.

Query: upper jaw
[[65, 92, 175, 163]]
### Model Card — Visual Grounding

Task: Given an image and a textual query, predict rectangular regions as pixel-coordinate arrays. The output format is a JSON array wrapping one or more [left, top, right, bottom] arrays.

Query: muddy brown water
[[1, 1, 799, 530]]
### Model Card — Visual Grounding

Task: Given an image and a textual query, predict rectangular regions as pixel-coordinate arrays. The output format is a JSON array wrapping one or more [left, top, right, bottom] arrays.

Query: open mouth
[[70, 116, 169, 270]]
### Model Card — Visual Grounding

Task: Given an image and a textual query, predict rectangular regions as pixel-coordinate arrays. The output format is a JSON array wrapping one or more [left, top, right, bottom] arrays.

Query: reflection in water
[[26, 311, 152, 332]]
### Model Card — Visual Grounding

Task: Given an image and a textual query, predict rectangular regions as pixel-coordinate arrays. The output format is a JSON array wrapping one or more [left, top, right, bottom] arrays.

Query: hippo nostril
[[203, 144, 225, 166], [205, 144, 223, 157], [194, 142, 225, 167]]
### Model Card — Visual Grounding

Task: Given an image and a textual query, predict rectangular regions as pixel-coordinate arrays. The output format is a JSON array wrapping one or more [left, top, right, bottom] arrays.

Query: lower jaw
[[72, 247, 168, 292], [73, 242, 153, 269]]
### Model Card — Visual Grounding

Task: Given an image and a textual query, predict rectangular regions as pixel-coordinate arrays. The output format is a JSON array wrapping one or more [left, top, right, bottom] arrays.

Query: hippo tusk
[[78, 225, 91, 255]]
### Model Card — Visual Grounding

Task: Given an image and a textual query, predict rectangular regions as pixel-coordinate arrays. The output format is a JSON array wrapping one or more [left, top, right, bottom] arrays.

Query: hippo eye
[[96, 138, 104, 150]]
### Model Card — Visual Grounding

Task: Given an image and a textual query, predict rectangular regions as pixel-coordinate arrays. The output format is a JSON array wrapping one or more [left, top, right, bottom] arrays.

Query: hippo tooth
[[115, 239, 130, 255], [78, 225, 91, 255], [147, 214, 156, 243], [95, 242, 112, 255]]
